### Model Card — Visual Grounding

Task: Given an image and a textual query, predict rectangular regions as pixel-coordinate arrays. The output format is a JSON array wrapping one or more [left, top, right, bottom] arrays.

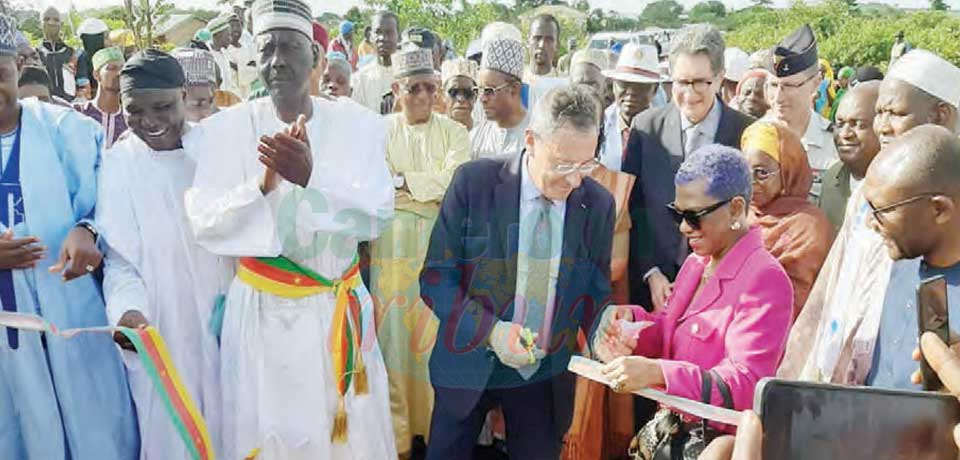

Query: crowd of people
[[5, 0, 960, 459]]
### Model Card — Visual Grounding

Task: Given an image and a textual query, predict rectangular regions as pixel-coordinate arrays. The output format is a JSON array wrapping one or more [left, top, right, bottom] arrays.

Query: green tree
[[640, 0, 684, 28], [930, 0, 948, 11], [688, 1, 726, 23], [753, 0, 773, 6], [122, 0, 174, 50], [572, 0, 590, 12]]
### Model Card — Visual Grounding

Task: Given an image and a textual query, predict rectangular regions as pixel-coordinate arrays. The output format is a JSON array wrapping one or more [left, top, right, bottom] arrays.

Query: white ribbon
[[568, 355, 743, 426]]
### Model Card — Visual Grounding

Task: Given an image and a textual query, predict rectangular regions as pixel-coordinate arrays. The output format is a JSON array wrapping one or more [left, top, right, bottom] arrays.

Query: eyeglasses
[[447, 87, 478, 101], [553, 159, 601, 176], [866, 192, 938, 225], [402, 82, 437, 96], [765, 72, 818, 94], [477, 83, 513, 98], [752, 167, 780, 183], [673, 79, 714, 93], [666, 198, 732, 230]]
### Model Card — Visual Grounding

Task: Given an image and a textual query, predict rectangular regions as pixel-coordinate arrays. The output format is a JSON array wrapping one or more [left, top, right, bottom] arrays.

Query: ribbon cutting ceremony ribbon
[[568, 356, 744, 426], [0, 311, 216, 460]]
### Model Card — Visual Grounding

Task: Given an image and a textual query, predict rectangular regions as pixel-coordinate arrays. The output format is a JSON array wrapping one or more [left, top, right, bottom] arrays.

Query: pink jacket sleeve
[[629, 306, 666, 358], [658, 268, 793, 410]]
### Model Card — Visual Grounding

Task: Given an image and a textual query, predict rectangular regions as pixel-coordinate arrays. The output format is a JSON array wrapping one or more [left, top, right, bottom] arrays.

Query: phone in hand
[[917, 275, 949, 391], [756, 378, 960, 460]]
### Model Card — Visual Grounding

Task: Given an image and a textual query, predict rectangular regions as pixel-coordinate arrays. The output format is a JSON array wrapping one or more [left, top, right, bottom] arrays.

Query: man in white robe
[[184, 1, 397, 458], [98, 49, 229, 459]]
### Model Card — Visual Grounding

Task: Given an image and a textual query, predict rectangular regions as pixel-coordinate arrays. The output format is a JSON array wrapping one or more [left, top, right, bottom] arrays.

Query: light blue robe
[[0, 99, 138, 459]]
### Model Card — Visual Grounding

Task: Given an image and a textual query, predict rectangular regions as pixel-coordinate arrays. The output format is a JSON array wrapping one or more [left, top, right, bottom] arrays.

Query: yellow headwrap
[[741, 121, 781, 163]]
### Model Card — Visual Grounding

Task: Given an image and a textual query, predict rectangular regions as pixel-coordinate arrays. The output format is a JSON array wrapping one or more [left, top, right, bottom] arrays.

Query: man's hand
[[258, 114, 312, 188], [0, 229, 45, 270], [593, 305, 635, 363], [489, 321, 540, 369], [113, 310, 149, 352], [913, 332, 960, 449], [647, 271, 673, 312], [48, 227, 101, 281]]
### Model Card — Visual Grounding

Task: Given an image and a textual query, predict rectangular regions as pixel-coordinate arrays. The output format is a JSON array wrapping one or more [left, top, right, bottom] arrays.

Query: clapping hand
[[259, 114, 312, 193]]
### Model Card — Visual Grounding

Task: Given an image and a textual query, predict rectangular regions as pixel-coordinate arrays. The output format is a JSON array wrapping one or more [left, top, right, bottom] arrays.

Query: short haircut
[[372, 11, 400, 32], [675, 144, 753, 202], [877, 124, 960, 196], [326, 56, 352, 79], [18, 66, 51, 88], [529, 84, 600, 138], [669, 24, 725, 76], [531, 13, 560, 38]]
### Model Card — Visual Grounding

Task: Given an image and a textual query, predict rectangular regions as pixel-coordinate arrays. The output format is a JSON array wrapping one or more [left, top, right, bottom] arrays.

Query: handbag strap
[[699, 370, 734, 443]]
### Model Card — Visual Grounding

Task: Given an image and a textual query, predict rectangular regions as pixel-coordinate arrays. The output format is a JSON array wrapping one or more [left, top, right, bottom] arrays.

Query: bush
[[724, 0, 960, 70]]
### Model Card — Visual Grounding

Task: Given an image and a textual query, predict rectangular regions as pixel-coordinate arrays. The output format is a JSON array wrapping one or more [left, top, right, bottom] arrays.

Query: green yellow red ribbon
[[0, 312, 215, 460]]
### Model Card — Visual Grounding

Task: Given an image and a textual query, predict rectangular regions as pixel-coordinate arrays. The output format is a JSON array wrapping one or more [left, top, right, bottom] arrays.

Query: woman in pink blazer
[[595, 145, 794, 429]]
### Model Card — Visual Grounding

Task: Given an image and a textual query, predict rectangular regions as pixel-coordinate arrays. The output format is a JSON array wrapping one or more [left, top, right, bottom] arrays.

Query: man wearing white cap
[[597, 43, 661, 172], [75, 17, 109, 97], [441, 57, 480, 130], [779, 48, 960, 387], [875, 49, 960, 148], [184, 0, 397, 457], [568, 48, 609, 103], [470, 38, 530, 160], [371, 46, 470, 457], [721, 47, 749, 107]]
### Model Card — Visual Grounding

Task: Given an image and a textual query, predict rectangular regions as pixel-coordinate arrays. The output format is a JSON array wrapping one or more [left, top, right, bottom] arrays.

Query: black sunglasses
[[666, 198, 732, 230], [447, 87, 478, 100]]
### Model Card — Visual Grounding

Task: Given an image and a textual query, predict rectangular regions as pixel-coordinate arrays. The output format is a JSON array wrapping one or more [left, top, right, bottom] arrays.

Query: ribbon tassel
[[331, 397, 348, 443]]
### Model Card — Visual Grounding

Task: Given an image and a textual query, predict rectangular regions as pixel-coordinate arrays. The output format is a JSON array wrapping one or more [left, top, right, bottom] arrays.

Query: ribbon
[[0, 312, 216, 460], [236, 255, 367, 443], [567, 356, 743, 426]]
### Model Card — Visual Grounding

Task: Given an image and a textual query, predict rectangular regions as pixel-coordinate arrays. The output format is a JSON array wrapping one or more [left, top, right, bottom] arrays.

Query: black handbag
[[627, 370, 735, 460]]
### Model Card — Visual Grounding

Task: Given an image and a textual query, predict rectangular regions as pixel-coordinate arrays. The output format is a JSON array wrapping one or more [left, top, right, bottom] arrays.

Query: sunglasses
[[666, 198, 732, 230], [447, 87, 478, 100]]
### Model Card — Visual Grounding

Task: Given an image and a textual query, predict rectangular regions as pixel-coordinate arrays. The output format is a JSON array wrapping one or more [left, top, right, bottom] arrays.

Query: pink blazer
[[631, 227, 793, 413]]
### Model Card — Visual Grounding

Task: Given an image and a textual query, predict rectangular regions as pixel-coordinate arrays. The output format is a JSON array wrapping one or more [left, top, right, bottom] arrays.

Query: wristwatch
[[393, 174, 405, 190], [76, 221, 99, 243]]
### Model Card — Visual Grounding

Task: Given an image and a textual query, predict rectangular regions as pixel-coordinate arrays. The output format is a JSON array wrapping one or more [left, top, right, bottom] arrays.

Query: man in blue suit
[[420, 84, 618, 459]]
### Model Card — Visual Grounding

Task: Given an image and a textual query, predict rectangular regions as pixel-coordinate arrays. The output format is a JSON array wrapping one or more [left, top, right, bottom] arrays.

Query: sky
[[38, 0, 960, 17]]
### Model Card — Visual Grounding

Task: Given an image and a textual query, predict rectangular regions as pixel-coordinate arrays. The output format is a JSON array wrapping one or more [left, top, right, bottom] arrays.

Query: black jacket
[[622, 101, 754, 307]]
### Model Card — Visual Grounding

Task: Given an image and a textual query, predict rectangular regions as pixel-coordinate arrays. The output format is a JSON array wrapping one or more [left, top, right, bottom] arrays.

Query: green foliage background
[[7, 0, 960, 69]]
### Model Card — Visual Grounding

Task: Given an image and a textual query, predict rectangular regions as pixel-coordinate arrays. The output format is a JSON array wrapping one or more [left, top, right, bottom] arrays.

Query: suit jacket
[[419, 153, 615, 421], [622, 102, 755, 307], [629, 227, 793, 414], [818, 161, 852, 231]]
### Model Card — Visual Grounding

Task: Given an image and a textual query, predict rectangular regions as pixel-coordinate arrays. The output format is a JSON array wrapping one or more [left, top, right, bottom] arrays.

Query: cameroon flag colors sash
[[119, 327, 216, 460], [237, 255, 368, 443], [0, 312, 214, 460]]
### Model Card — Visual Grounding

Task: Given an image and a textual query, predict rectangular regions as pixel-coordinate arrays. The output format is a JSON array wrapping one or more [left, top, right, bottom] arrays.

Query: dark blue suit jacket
[[419, 153, 615, 422]]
